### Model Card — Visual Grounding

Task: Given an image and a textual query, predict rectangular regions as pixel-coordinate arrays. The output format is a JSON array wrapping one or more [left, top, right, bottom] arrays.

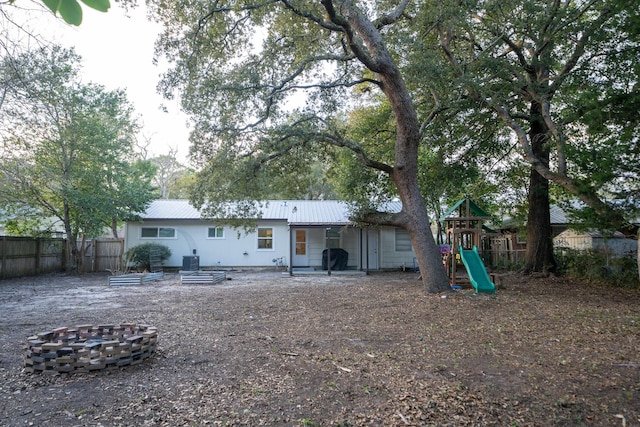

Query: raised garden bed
[[24, 323, 158, 374], [108, 271, 164, 286], [180, 270, 226, 285]]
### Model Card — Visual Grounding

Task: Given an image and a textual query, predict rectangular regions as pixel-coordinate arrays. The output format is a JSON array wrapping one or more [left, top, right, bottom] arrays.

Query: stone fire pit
[[24, 323, 158, 374]]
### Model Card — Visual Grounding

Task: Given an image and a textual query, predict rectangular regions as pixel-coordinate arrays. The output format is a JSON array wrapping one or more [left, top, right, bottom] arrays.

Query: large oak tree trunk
[[62, 199, 82, 274], [404, 202, 451, 293], [524, 169, 556, 274], [393, 167, 451, 293], [380, 63, 451, 293], [524, 102, 557, 274], [327, 4, 451, 293]]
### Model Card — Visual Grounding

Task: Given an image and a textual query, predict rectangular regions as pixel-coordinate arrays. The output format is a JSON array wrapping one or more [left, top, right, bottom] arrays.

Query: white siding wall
[[305, 227, 361, 269], [125, 220, 290, 268], [379, 228, 418, 270], [307, 228, 325, 267], [555, 234, 637, 255], [125, 220, 419, 270], [340, 227, 361, 268]]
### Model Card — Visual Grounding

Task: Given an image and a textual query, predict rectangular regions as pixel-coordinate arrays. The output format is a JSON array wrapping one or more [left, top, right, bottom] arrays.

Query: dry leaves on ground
[[0, 270, 638, 426]]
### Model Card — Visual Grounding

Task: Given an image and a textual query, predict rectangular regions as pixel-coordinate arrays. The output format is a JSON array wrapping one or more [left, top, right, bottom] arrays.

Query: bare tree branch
[[374, 0, 411, 29]]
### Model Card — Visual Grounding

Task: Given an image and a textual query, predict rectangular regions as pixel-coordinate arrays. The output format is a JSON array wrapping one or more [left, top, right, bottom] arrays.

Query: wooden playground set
[[439, 198, 496, 294]]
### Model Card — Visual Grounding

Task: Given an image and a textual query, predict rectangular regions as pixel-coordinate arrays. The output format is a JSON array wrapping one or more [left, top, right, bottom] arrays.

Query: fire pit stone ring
[[24, 323, 158, 374]]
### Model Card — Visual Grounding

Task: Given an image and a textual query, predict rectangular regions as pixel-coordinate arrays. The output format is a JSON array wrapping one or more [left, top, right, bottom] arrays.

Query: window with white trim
[[326, 228, 341, 249], [395, 228, 412, 252], [141, 227, 176, 239], [207, 227, 225, 239], [257, 227, 273, 250]]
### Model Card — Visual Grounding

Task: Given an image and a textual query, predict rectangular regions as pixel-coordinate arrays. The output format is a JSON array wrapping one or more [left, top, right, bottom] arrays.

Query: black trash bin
[[322, 248, 348, 270]]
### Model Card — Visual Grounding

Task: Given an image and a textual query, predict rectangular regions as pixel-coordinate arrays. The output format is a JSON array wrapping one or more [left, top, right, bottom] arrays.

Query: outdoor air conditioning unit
[[182, 256, 200, 271]]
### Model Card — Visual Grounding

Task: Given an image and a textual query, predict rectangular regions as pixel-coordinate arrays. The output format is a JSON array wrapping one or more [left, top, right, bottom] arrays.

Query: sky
[[6, 2, 191, 162]]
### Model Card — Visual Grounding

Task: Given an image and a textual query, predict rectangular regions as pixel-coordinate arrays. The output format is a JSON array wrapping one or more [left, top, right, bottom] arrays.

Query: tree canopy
[[149, 0, 456, 292], [146, 0, 638, 286], [406, 0, 640, 272], [0, 45, 157, 271]]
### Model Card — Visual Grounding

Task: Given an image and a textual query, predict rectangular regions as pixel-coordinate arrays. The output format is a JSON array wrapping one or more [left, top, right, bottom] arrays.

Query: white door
[[362, 229, 379, 270], [292, 229, 309, 267]]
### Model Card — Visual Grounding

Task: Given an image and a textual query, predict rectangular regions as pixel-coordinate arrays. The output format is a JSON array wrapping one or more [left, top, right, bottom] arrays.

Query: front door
[[292, 229, 309, 267], [362, 229, 379, 270]]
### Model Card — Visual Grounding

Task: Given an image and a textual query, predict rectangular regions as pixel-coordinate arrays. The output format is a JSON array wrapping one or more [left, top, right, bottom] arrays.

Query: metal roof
[[498, 204, 569, 229], [140, 199, 404, 225], [143, 200, 202, 220], [549, 204, 569, 224]]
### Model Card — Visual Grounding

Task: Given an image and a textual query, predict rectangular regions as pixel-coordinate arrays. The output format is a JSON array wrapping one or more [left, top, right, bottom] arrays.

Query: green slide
[[458, 245, 496, 294]]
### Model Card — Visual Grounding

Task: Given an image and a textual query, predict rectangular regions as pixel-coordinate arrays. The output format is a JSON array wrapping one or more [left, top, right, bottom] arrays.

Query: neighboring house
[[124, 200, 419, 271], [554, 229, 637, 256], [494, 205, 571, 253], [495, 203, 638, 258]]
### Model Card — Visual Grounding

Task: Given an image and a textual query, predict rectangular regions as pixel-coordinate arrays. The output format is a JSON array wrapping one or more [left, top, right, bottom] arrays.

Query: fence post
[[35, 238, 41, 274], [1, 236, 5, 280], [91, 239, 97, 272]]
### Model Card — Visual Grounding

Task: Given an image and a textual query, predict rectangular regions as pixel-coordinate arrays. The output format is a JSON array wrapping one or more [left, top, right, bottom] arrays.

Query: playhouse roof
[[440, 198, 491, 221]]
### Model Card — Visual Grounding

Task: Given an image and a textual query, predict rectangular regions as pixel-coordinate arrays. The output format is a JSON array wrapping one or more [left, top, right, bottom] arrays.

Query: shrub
[[555, 248, 639, 288], [125, 243, 171, 271]]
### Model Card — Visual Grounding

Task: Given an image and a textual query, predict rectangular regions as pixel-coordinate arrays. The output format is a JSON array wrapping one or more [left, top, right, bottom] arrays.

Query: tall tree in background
[[419, 0, 639, 273], [0, 46, 157, 271], [150, 0, 453, 292], [150, 147, 189, 199]]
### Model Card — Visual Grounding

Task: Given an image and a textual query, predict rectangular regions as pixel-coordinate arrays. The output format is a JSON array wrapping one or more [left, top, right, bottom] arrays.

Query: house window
[[257, 227, 273, 250], [141, 227, 176, 239], [395, 228, 412, 252], [326, 228, 340, 249], [207, 227, 224, 239]]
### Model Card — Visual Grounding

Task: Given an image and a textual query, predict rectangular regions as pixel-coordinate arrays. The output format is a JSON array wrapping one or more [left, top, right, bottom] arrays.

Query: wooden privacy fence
[[0, 236, 125, 280], [0, 236, 65, 279], [80, 238, 126, 274], [484, 249, 527, 269]]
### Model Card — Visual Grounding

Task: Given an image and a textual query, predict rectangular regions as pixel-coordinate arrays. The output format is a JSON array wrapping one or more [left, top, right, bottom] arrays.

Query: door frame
[[362, 228, 379, 270], [291, 228, 310, 267]]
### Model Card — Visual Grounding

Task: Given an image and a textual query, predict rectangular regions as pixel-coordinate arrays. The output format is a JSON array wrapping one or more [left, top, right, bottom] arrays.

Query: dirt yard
[[0, 270, 638, 426]]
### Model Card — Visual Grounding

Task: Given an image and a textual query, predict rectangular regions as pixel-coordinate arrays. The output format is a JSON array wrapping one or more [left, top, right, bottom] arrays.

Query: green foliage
[[328, 100, 396, 207], [555, 248, 639, 288], [0, 204, 59, 237], [145, 0, 637, 291], [150, 1, 412, 214], [125, 243, 171, 271], [406, 0, 640, 271], [0, 45, 157, 269], [40, 0, 110, 25]]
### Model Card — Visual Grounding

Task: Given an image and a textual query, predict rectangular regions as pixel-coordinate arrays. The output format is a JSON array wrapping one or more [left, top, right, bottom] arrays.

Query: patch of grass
[[361, 385, 378, 394]]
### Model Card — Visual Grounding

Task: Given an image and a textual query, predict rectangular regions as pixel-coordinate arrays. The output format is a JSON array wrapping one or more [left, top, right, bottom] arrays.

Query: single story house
[[492, 203, 638, 261], [554, 229, 637, 257], [493, 204, 572, 252], [124, 200, 419, 272]]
